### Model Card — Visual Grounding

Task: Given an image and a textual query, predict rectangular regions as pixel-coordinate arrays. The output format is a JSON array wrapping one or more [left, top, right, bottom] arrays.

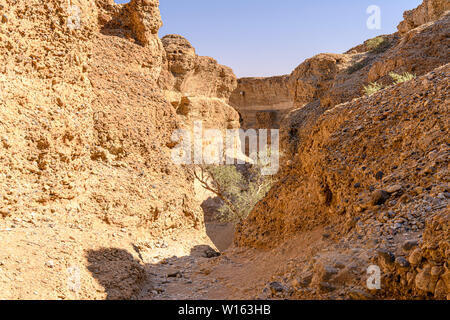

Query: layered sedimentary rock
[[229, 76, 293, 128]]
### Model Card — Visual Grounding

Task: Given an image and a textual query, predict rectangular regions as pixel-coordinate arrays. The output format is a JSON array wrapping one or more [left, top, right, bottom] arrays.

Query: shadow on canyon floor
[[86, 245, 221, 300]]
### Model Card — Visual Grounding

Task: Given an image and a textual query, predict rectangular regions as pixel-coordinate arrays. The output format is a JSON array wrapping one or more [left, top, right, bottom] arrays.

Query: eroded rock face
[[95, 0, 166, 81], [184, 55, 238, 100], [233, 1, 449, 141], [397, 0, 450, 33], [277, 8, 449, 171], [288, 53, 355, 108], [229, 76, 293, 128], [368, 11, 450, 83], [0, 0, 242, 299], [159, 34, 240, 130], [235, 63, 450, 299], [160, 34, 238, 100], [162, 34, 197, 76], [0, 0, 206, 234], [96, 0, 162, 44], [128, 0, 162, 44]]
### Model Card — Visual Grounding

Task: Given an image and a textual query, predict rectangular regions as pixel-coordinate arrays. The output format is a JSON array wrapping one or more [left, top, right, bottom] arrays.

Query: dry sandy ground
[[0, 208, 327, 300]]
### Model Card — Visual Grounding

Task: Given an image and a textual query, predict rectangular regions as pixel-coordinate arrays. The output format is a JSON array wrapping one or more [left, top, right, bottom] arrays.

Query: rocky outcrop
[[160, 34, 237, 100], [288, 53, 356, 108], [235, 62, 450, 299], [397, 0, 450, 33], [229, 76, 293, 128], [96, 0, 162, 45], [0, 0, 204, 234], [290, 10, 449, 106], [127, 0, 162, 45], [368, 11, 450, 83], [278, 8, 449, 166], [161, 34, 197, 77], [159, 34, 240, 130], [96, 0, 166, 81]]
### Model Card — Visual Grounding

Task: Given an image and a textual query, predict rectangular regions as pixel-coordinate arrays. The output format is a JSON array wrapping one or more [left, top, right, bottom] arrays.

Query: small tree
[[192, 164, 273, 223]]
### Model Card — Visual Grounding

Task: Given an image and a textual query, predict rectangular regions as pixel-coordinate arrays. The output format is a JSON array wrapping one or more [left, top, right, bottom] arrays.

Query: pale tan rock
[[162, 34, 196, 76], [127, 0, 162, 45], [160, 34, 237, 100], [229, 75, 293, 128]]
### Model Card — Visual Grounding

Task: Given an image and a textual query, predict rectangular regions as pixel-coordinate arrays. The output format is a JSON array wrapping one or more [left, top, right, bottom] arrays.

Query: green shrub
[[363, 82, 384, 96], [193, 164, 273, 223], [389, 72, 416, 85], [366, 36, 391, 54]]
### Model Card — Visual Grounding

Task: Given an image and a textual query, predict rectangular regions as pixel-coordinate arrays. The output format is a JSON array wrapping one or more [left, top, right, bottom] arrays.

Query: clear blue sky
[[115, 0, 422, 77]]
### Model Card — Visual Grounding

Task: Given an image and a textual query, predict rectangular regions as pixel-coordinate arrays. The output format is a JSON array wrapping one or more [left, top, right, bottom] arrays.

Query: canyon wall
[[159, 34, 239, 130], [0, 0, 206, 236], [235, 0, 450, 299], [0, 0, 239, 299], [229, 75, 293, 128], [0, 0, 240, 236]]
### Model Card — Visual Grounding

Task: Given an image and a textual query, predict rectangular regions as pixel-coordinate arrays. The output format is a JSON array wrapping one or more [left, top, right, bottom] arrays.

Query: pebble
[[408, 248, 423, 265], [0, 209, 10, 217], [377, 249, 395, 265], [375, 171, 384, 181], [395, 256, 410, 268], [371, 190, 390, 206], [269, 282, 285, 294], [402, 240, 419, 252], [167, 271, 182, 278], [386, 185, 402, 194], [318, 282, 336, 293], [45, 260, 55, 268]]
